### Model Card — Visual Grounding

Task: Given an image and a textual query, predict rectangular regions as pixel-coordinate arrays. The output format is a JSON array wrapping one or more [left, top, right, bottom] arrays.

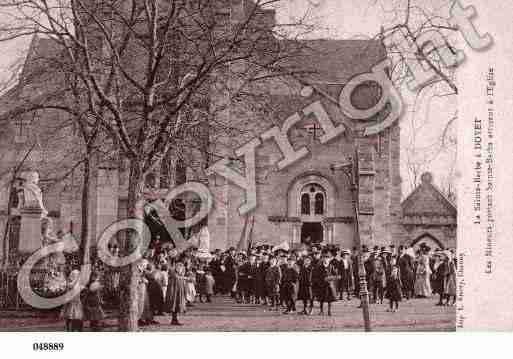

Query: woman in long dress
[[317, 255, 339, 316], [165, 262, 187, 325], [414, 250, 432, 298], [137, 259, 154, 326], [84, 272, 105, 331], [185, 269, 197, 306], [60, 269, 84, 331], [431, 253, 447, 306]]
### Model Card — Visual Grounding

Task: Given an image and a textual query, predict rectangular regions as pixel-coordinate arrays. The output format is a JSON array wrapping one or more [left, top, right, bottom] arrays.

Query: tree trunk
[[118, 159, 145, 331], [1, 193, 13, 268], [79, 152, 91, 268]]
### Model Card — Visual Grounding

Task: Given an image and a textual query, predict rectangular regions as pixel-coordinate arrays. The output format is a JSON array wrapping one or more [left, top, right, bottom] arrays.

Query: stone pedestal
[[18, 207, 43, 253]]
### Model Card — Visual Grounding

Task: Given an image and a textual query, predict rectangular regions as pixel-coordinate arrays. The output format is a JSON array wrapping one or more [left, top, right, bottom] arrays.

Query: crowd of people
[[203, 243, 457, 315], [58, 241, 457, 330]]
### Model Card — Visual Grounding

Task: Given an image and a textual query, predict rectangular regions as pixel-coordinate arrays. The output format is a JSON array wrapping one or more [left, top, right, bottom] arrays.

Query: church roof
[[1, 32, 387, 136], [282, 39, 386, 84], [2, 36, 63, 95], [0, 36, 66, 120], [401, 172, 457, 218]]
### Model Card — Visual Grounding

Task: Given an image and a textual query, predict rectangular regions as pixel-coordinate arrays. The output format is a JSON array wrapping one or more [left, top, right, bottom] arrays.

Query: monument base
[[18, 207, 43, 253]]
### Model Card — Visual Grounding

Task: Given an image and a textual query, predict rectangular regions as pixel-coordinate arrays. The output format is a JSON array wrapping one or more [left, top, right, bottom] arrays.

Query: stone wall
[[396, 172, 457, 250], [399, 224, 457, 250]]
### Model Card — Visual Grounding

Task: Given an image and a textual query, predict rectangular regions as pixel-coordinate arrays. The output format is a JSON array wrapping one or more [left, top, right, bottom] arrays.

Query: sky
[[0, 0, 457, 197]]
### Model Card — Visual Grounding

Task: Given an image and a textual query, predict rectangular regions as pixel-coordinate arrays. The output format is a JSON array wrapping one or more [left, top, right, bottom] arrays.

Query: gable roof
[[401, 172, 457, 217], [0, 35, 68, 129], [282, 39, 386, 84]]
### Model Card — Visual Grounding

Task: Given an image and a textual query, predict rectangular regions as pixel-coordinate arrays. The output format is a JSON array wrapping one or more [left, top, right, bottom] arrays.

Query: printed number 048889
[[33, 343, 64, 351]]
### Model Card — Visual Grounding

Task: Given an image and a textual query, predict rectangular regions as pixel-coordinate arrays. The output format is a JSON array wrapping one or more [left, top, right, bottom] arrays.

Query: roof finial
[[421, 172, 433, 184]]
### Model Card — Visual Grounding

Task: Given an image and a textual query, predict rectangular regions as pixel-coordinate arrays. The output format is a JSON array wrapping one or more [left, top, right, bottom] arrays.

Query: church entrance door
[[288, 174, 336, 246], [300, 222, 323, 245]]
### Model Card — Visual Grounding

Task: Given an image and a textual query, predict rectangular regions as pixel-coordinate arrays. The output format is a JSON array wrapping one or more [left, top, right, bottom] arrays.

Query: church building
[[0, 1, 458, 264], [205, 38, 403, 250]]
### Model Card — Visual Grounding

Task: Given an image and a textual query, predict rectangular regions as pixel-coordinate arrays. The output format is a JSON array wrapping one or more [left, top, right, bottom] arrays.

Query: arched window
[[301, 193, 310, 215], [314, 193, 324, 215]]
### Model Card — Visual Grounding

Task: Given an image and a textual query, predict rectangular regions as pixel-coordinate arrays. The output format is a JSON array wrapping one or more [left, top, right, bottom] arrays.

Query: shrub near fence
[[0, 266, 48, 310], [0, 258, 121, 311]]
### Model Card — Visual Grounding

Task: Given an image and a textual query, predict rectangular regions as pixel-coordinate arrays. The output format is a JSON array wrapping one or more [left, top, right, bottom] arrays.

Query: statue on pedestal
[[20, 170, 48, 217], [194, 225, 211, 260], [17, 170, 49, 253], [17, 171, 68, 296]]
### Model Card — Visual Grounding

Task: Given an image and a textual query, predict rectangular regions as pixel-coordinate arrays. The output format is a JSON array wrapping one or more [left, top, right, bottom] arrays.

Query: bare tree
[[0, 35, 114, 275], [0, 0, 314, 330], [374, 0, 458, 192]]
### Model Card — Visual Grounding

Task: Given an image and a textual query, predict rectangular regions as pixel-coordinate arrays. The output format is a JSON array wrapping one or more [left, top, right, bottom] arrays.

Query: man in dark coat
[[146, 265, 164, 318], [432, 253, 448, 305], [256, 254, 270, 304], [339, 250, 353, 301], [282, 257, 299, 314], [298, 256, 314, 314], [351, 247, 360, 297], [317, 254, 339, 316], [223, 248, 237, 297], [311, 253, 324, 307], [278, 254, 288, 307], [245, 254, 258, 303], [265, 256, 282, 311], [364, 251, 376, 303], [236, 254, 252, 303], [397, 245, 414, 299], [209, 252, 222, 295]]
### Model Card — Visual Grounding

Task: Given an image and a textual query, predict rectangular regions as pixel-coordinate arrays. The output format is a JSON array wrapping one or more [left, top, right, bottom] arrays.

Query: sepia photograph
[[0, 0, 498, 335]]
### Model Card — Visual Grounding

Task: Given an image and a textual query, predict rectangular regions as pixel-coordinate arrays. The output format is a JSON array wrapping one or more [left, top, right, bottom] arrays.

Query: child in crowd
[[298, 256, 313, 315], [203, 269, 215, 303], [386, 265, 403, 312], [373, 257, 386, 304], [83, 271, 105, 331], [196, 267, 207, 302], [61, 269, 84, 331], [197, 266, 215, 303], [281, 257, 299, 314], [264, 256, 282, 311]]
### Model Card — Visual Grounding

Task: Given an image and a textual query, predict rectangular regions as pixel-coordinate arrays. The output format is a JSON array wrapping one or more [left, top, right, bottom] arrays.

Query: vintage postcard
[[0, 0, 511, 344]]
